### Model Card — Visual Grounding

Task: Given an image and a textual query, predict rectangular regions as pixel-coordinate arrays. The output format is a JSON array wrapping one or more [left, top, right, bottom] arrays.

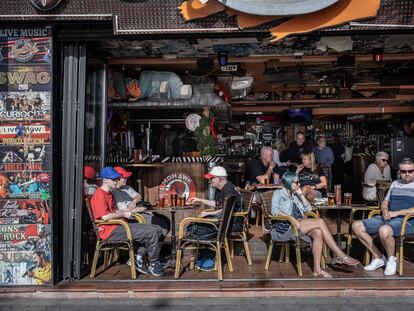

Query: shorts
[[362, 215, 414, 237]]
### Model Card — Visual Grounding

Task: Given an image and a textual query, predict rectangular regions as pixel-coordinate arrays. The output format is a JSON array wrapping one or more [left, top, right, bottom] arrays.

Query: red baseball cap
[[84, 166, 96, 180], [114, 166, 132, 178]]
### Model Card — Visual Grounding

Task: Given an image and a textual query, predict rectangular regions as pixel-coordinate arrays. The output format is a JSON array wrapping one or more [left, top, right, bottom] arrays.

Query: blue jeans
[[361, 215, 414, 237]]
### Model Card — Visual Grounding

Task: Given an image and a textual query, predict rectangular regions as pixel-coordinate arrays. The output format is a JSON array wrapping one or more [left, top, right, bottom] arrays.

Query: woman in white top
[[362, 151, 391, 202], [272, 139, 290, 167]]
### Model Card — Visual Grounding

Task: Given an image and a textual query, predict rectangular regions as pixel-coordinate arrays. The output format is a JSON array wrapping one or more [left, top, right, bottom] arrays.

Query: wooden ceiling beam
[[231, 98, 411, 106], [231, 105, 414, 114], [108, 53, 414, 65]]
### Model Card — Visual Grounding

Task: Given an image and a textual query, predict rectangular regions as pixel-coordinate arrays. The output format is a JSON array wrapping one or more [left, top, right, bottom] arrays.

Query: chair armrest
[[95, 219, 133, 240], [133, 213, 147, 224], [368, 209, 381, 218], [304, 211, 319, 219], [197, 208, 216, 218], [177, 217, 219, 239], [401, 213, 414, 236], [349, 207, 378, 224], [233, 211, 249, 217], [268, 215, 300, 236]]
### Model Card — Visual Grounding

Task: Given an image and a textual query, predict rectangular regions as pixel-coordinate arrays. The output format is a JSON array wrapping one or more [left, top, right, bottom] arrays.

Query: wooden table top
[[312, 204, 377, 210], [250, 184, 283, 190]]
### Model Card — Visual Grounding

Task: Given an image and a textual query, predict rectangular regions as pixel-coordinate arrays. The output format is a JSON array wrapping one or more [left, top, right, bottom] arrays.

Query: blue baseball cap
[[99, 167, 121, 180]]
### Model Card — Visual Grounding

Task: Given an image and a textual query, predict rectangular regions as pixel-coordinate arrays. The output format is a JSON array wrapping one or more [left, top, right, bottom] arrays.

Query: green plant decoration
[[194, 108, 218, 156]]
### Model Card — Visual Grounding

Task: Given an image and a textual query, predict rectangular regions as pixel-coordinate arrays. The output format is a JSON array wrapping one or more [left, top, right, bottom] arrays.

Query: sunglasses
[[380, 159, 388, 162], [400, 169, 414, 174]]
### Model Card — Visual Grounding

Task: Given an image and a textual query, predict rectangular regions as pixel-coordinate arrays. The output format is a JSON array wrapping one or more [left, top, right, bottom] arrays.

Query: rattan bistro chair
[[85, 196, 137, 279], [364, 209, 414, 275], [175, 196, 236, 281], [260, 190, 325, 276], [227, 189, 254, 266]]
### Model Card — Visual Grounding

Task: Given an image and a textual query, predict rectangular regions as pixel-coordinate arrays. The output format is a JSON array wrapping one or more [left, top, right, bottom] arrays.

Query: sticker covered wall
[[0, 27, 53, 286]]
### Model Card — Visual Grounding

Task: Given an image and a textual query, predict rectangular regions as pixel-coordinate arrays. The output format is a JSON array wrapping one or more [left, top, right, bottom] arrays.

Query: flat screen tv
[[282, 108, 312, 123]]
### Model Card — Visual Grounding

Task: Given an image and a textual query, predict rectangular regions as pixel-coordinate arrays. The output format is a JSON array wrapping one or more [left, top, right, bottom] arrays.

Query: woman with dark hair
[[296, 152, 327, 201], [271, 171, 359, 278]]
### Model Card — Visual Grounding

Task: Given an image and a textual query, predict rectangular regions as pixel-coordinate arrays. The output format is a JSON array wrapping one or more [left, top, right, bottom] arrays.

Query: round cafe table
[[141, 205, 198, 269], [312, 204, 374, 247]]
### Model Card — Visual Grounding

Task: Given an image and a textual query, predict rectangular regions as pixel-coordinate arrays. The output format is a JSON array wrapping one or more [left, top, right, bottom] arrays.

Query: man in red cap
[[189, 166, 242, 230], [112, 166, 170, 239], [84, 165, 98, 195], [91, 166, 165, 277]]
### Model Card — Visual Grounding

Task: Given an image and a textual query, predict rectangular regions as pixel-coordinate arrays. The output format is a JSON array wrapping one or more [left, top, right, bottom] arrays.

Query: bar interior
[[80, 33, 414, 281]]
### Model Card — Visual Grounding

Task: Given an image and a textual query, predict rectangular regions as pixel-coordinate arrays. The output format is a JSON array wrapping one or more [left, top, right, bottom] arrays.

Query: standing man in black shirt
[[189, 166, 243, 231], [282, 132, 312, 167]]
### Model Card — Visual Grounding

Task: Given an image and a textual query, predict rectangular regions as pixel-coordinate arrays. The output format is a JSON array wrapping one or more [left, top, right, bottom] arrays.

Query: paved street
[[1, 297, 414, 311]]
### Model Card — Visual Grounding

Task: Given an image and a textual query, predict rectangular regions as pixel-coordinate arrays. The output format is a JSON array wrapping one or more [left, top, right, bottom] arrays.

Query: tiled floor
[[83, 218, 414, 283], [4, 219, 414, 299]]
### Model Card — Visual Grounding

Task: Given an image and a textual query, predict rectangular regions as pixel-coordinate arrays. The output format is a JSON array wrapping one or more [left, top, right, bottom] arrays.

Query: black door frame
[[60, 42, 86, 280]]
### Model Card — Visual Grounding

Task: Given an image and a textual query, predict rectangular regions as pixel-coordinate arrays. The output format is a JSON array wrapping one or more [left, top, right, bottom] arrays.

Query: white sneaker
[[363, 256, 386, 271], [384, 256, 397, 276]]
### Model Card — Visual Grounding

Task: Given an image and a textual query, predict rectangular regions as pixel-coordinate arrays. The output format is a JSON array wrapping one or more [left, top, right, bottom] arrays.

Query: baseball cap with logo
[[204, 166, 227, 179], [84, 166, 96, 180], [114, 166, 132, 178], [99, 167, 121, 180]]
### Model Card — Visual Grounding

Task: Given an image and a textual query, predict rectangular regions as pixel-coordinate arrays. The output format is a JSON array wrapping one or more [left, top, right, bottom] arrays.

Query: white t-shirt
[[273, 149, 286, 167], [362, 163, 391, 201]]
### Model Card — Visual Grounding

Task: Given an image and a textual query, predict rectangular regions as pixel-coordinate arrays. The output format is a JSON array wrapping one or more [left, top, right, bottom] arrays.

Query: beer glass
[[158, 197, 165, 209], [179, 195, 186, 207], [344, 193, 352, 206], [263, 176, 269, 185], [170, 194, 178, 206], [327, 193, 335, 207], [334, 185, 342, 206]]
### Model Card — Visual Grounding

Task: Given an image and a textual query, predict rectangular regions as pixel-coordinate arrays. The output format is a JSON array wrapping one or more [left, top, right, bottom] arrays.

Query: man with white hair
[[362, 151, 391, 202], [353, 158, 414, 276], [249, 146, 279, 185]]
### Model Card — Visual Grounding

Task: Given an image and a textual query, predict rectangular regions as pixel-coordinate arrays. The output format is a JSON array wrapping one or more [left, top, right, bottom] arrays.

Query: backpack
[[187, 223, 217, 240]]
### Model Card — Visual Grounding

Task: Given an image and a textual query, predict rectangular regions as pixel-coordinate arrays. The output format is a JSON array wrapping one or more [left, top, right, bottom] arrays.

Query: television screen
[[282, 108, 312, 123]]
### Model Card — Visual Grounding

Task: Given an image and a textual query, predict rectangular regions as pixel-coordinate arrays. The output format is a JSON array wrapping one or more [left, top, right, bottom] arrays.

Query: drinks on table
[[334, 185, 342, 206], [327, 193, 335, 206], [344, 193, 352, 206]]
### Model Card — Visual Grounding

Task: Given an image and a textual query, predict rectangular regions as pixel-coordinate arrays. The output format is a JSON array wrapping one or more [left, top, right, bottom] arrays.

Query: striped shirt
[[385, 180, 414, 212]]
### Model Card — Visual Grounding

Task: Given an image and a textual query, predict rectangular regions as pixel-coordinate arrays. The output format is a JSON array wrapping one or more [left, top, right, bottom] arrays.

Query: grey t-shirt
[[112, 185, 140, 211]]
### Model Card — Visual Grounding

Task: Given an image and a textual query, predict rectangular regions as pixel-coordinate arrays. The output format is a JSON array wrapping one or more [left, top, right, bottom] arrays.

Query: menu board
[[0, 28, 53, 286]]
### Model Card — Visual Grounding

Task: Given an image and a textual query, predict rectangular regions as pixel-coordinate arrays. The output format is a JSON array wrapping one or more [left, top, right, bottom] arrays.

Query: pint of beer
[[327, 193, 335, 207], [344, 193, 352, 206], [334, 185, 342, 206]]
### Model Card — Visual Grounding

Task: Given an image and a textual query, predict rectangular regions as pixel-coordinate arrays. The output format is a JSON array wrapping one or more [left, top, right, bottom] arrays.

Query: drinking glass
[[344, 193, 352, 206], [327, 193, 335, 207], [158, 198, 165, 209], [334, 185, 342, 206]]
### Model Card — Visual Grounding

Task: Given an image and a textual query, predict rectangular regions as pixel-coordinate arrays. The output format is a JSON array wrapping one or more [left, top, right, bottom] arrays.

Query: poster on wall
[[0, 251, 52, 285], [0, 145, 52, 172], [0, 27, 53, 285], [0, 199, 50, 225], [0, 224, 51, 252]]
